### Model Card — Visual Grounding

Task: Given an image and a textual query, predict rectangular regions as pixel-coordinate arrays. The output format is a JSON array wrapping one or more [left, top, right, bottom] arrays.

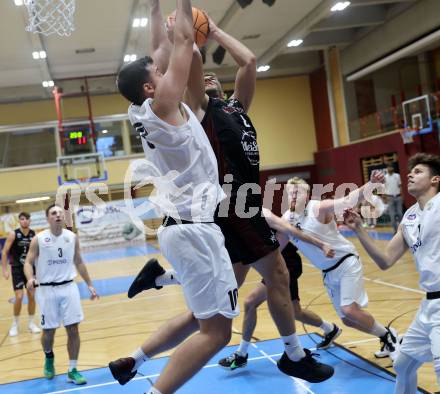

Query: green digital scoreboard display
[[68, 130, 88, 145]]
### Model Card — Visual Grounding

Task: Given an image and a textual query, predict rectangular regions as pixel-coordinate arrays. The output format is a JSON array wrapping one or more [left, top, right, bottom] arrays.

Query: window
[[0, 127, 57, 168], [95, 120, 125, 157]]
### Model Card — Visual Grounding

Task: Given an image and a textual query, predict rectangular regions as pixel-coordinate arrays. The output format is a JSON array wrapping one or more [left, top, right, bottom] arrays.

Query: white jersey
[[282, 200, 357, 270], [129, 99, 225, 222], [400, 192, 440, 292], [36, 229, 77, 284]]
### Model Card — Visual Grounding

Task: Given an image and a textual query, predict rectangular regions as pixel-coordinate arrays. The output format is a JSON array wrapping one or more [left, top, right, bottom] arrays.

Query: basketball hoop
[[24, 0, 75, 36], [399, 128, 416, 145]]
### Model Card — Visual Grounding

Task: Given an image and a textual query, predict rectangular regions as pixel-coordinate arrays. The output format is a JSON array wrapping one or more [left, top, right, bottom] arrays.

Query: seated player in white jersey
[[344, 153, 440, 394], [23, 204, 98, 385], [111, 2, 240, 393], [280, 175, 400, 360]]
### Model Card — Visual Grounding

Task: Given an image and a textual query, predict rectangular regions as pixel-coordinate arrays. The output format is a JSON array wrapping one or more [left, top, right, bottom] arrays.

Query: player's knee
[[340, 305, 356, 321], [265, 260, 289, 288], [244, 295, 260, 312], [341, 316, 355, 327], [15, 291, 24, 302], [65, 324, 79, 337]]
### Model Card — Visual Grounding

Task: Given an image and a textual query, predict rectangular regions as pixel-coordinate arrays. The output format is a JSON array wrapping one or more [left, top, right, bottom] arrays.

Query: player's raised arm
[[149, 0, 172, 73], [152, 0, 194, 123], [208, 16, 256, 112], [344, 209, 407, 270]]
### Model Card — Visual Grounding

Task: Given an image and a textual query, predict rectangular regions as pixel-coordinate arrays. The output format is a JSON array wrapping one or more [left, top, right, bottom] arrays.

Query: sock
[[69, 360, 77, 372], [282, 334, 305, 361], [320, 321, 334, 335], [28, 315, 35, 325], [236, 340, 250, 356], [44, 350, 54, 359], [130, 347, 149, 372], [369, 321, 388, 338], [12, 316, 19, 325], [146, 387, 162, 394], [156, 270, 180, 287]]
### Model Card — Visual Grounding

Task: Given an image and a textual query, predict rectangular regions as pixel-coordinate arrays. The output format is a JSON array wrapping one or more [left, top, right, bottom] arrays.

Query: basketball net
[[24, 0, 75, 36], [399, 128, 416, 145]]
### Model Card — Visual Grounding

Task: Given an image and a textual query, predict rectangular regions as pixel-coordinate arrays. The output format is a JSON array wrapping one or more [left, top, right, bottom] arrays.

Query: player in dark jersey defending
[[1, 212, 40, 336], [109, 3, 333, 385]]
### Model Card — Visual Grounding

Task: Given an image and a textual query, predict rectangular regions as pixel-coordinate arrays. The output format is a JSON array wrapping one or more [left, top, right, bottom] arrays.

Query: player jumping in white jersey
[[24, 204, 98, 385], [344, 153, 440, 394], [112, 1, 241, 393]]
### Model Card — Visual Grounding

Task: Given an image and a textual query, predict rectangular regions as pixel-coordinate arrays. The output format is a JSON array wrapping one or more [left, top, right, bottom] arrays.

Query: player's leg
[[65, 323, 86, 384], [152, 314, 232, 394], [26, 288, 40, 333], [42, 328, 56, 379], [9, 266, 25, 336], [219, 282, 267, 370], [393, 352, 422, 394], [430, 325, 440, 388], [252, 249, 333, 381]]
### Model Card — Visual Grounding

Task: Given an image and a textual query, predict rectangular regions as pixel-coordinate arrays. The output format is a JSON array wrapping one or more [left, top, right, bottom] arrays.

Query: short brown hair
[[18, 212, 30, 220], [408, 153, 440, 177], [45, 204, 58, 217]]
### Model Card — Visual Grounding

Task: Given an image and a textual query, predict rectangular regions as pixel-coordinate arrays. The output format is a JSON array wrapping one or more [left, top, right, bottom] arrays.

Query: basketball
[[168, 7, 210, 48], [192, 7, 210, 48]]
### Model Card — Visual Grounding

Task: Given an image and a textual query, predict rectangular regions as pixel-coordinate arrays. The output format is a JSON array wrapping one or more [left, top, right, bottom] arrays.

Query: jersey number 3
[[58, 248, 63, 258]]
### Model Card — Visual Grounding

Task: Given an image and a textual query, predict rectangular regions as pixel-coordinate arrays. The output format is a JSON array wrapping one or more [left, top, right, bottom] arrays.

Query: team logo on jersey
[[241, 129, 259, 165], [16, 232, 22, 239], [407, 214, 417, 220]]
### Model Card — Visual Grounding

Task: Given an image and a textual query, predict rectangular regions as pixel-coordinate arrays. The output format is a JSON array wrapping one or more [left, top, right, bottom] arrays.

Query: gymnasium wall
[[0, 75, 317, 199]]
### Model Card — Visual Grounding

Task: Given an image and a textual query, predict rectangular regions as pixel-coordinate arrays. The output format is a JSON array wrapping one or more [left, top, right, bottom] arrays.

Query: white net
[[24, 0, 75, 36]]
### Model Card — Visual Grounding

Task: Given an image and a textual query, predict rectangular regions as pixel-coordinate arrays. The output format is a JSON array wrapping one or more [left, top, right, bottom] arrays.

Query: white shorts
[[157, 222, 239, 320], [322, 255, 368, 318], [400, 298, 440, 362], [35, 282, 84, 329]]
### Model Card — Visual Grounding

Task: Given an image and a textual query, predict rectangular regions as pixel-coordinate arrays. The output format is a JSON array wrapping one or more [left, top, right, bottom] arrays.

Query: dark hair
[[408, 153, 440, 177], [117, 56, 153, 105], [45, 204, 58, 217], [18, 212, 30, 220]]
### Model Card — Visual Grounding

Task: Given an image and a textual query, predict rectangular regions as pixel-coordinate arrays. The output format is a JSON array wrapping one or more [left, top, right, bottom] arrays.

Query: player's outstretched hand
[[322, 243, 335, 258], [206, 13, 218, 39], [343, 209, 363, 230], [370, 169, 385, 184], [88, 286, 99, 300]]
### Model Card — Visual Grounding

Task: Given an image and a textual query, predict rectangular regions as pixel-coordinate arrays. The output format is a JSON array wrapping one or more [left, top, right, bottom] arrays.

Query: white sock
[[146, 387, 162, 394], [236, 340, 250, 356], [369, 321, 388, 338], [156, 270, 180, 287], [320, 321, 334, 335], [130, 347, 149, 372], [12, 316, 19, 325], [69, 360, 77, 372], [282, 334, 305, 361], [28, 315, 35, 325]]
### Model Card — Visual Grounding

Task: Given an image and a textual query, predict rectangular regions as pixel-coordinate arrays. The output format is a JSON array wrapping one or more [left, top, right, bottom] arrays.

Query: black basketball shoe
[[128, 259, 166, 298], [108, 357, 136, 385], [277, 349, 334, 383], [218, 352, 248, 370], [316, 324, 342, 350]]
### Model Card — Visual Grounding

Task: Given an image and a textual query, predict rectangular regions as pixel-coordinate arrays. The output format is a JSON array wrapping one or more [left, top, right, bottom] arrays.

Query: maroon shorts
[[215, 211, 279, 265]]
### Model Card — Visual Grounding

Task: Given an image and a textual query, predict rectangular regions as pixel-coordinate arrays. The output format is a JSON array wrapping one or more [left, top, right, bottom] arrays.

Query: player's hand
[[206, 14, 218, 38], [2, 267, 9, 280], [343, 209, 363, 230], [370, 169, 385, 184], [321, 243, 335, 258], [166, 11, 176, 43], [88, 286, 99, 300], [26, 278, 38, 292]]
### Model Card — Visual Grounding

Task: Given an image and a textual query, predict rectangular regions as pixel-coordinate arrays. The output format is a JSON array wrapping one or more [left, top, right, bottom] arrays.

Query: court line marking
[[42, 350, 298, 394]]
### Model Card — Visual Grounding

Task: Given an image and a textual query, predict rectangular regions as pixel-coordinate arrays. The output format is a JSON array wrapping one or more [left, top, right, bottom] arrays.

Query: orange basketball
[[192, 7, 210, 48]]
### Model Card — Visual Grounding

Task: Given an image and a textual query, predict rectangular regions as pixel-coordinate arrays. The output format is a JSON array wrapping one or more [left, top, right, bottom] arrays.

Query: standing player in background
[[24, 205, 98, 385], [117, 1, 334, 385], [344, 153, 440, 394], [385, 165, 403, 233], [1, 212, 41, 336]]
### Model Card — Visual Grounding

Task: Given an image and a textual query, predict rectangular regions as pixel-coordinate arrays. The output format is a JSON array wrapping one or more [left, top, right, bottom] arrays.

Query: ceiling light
[[16, 196, 50, 204], [42, 81, 48, 87], [331, 1, 350, 12], [133, 18, 140, 28], [140, 18, 148, 27], [130, 54, 137, 61], [102, 129, 108, 134], [257, 65, 270, 73], [14, 0, 23, 6], [48, 80, 54, 87], [32, 51, 40, 59], [39, 50, 47, 59], [124, 54, 130, 62], [287, 39, 303, 48], [42, 80, 53, 88]]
